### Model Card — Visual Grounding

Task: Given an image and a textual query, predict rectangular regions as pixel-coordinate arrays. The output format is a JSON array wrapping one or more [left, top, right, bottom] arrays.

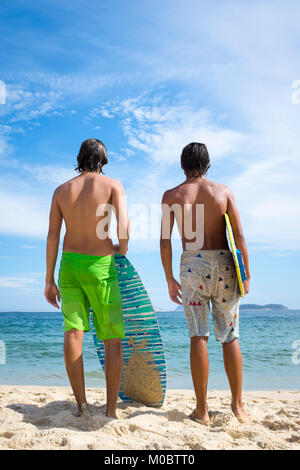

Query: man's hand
[[243, 278, 250, 295], [113, 244, 128, 256], [44, 282, 61, 309], [167, 278, 182, 305]]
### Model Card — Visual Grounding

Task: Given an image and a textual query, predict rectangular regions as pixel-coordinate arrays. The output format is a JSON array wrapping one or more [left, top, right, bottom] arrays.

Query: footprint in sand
[[1, 431, 14, 439], [188, 442, 207, 450], [60, 437, 71, 447], [289, 433, 300, 443], [228, 429, 256, 440], [209, 413, 233, 428], [31, 416, 52, 426], [108, 423, 128, 437], [263, 418, 292, 431], [276, 408, 298, 418]]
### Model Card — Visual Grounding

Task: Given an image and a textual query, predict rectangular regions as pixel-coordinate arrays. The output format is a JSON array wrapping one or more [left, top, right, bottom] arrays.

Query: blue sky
[[0, 0, 300, 311]]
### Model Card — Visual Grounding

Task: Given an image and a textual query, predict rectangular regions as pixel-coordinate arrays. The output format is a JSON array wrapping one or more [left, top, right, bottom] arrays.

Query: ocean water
[[0, 310, 299, 390]]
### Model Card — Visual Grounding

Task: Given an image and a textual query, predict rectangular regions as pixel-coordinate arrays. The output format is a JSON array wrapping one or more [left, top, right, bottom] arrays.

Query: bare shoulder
[[205, 178, 227, 191], [206, 179, 234, 197], [161, 184, 182, 204], [107, 176, 125, 193], [220, 183, 235, 200], [52, 176, 78, 199]]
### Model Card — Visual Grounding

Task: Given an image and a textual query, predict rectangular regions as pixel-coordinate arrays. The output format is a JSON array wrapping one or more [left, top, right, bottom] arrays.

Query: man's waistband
[[61, 251, 114, 264], [181, 249, 231, 259]]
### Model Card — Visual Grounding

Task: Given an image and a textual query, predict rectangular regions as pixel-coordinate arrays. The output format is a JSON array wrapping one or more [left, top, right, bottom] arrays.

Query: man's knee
[[191, 335, 209, 343], [64, 328, 84, 342], [104, 338, 122, 346], [222, 337, 239, 346], [104, 338, 122, 353]]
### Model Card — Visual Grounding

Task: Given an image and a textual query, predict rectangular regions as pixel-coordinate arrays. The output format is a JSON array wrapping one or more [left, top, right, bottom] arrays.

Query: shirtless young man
[[160, 142, 250, 425], [44, 138, 129, 418]]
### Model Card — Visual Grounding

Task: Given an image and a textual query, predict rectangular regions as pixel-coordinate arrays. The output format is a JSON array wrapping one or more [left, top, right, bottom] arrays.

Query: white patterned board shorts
[[180, 249, 240, 343]]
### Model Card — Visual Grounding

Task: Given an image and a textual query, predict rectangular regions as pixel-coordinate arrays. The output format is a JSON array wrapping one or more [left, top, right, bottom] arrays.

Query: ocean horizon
[[0, 309, 299, 391]]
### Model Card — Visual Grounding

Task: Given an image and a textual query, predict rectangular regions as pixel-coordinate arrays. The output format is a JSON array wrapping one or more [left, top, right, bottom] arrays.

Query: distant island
[[239, 304, 288, 310], [175, 303, 288, 311]]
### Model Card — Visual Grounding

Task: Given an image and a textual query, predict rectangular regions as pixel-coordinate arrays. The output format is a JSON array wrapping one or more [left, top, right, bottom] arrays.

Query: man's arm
[[160, 192, 182, 304], [227, 189, 251, 294], [44, 189, 63, 308], [111, 181, 130, 255]]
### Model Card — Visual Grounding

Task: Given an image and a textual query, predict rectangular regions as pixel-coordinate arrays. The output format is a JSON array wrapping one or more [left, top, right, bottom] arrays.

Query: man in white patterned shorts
[[160, 143, 251, 425], [180, 249, 240, 343]]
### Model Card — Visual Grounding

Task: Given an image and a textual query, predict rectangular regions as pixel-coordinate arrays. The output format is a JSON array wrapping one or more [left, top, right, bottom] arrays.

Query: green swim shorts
[[58, 252, 125, 341]]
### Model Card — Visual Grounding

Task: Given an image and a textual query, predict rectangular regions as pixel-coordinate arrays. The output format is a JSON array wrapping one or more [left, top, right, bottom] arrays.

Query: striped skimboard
[[90, 254, 167, 407]]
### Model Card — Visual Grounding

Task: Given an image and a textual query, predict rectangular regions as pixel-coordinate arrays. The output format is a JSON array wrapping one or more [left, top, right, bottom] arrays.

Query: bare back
[[165, 177, 230, 251], [54, 172, 119, 256]]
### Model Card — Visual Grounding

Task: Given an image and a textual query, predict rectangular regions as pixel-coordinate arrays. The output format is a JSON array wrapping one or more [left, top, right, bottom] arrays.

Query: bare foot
[[231, 401, 251, 423], [77, 402, 91, 418], [189, 408, 210, 426]]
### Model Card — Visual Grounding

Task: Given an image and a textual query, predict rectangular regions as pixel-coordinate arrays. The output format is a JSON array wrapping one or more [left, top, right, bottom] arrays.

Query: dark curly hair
[[75, 138, 108, 173], [181, 142, 210, 177]]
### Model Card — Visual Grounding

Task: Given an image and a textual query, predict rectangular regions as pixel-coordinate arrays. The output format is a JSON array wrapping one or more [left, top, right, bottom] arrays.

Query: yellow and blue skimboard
[[90, 254, 167, 408], [224, 213, 247, 297]]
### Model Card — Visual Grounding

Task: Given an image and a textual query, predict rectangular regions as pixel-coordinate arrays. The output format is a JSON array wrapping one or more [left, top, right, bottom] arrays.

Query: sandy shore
[[0, 386, 299, 450]]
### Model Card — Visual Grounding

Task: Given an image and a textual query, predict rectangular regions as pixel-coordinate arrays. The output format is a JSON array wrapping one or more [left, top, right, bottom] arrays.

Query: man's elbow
[[235, 231, 245, 248], [118, 218, 130, 239], [160, 238, 171, 248], [47, 231, 60, 242], [119, 224, 129, 241]]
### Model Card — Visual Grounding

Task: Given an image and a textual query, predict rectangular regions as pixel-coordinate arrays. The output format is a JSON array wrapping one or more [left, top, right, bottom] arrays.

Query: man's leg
[[64, 329, 87, 414], [190, 336, 210, 424], [222, 338, 249, 422], [104, 338, 123, 418]]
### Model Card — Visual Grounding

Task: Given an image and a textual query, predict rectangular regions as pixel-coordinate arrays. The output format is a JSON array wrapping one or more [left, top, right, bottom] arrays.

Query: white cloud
[[36, 72, 121, 96], [0, 160, 75, 238], [228, 155, 300, 250], [95, 96, 246, 164], [0, 135, 6, 154], [0, 277, 37, 288], [1, 85, 63, 124], [0, 80, 6, 104], [0, 188, 49, 238], [22, 164, 75, 185], [90, 107, 114, 119]]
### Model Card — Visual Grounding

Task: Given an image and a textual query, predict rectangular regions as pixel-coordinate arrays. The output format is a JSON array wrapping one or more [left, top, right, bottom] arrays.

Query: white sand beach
[[0, 386, 299, 450]]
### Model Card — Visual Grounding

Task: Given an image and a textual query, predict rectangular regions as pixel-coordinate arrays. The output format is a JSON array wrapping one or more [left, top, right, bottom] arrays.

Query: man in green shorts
[[44, 138, 129, 418]]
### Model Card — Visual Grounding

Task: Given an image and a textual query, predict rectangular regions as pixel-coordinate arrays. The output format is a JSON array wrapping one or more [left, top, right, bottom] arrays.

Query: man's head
[[181, 142, 210, 178], [75, 138, 108, 173]]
